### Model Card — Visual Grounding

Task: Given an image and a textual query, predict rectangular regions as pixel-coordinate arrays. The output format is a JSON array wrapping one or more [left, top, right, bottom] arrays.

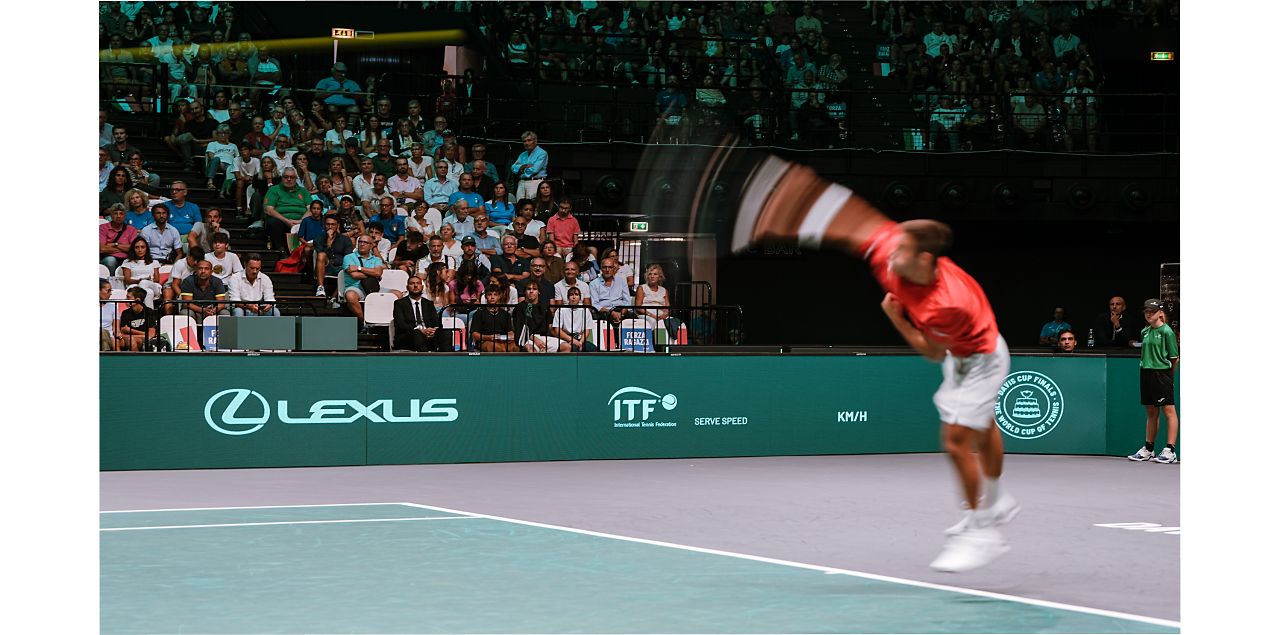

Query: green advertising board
[[99, 354, 1176, 471]]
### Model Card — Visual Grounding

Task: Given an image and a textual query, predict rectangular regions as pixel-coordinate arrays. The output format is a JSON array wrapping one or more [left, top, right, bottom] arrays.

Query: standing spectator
[[1038, 307, 1072, 346], [100, 205, 140, 272], [315, 62, 364, 113], [1092, 296, 1144, 348], [227, 253, 278, 316], [1127, 300, 1180, 464], [510, 131, 550, 201], [140, 206, 184, 264]]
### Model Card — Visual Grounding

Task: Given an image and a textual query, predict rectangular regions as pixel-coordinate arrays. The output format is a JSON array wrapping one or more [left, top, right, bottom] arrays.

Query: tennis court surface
[[101, 455, 1179, 633]]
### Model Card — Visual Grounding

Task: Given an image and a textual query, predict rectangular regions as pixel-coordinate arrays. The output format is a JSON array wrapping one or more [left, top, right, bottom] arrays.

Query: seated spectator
[[469, 161, 498, 204], [100, 166, 132, 213], [393, 275, 446, 352], [589, 257, 633, 326], [570, 241, 601, 282], [140, 205, 184, 264], [491, 235, 531, 290], [391, 229, 431, 273], [525, 257, 556, 305], [230, 145, 260, 215], [102, 125, 141, 165], [249, 155, 283, 220], [313, 213, 354, 298], [551, 286, 598, 352], [444, 200, 475, 237], [449, 260, 486, 314], [178, 259, 229, 325], [472, 288, 520, 351], [366, 222, 394, 264], [453, 235, 489, 280], [818, 53, 849, 89], [292, 153, 319, 195], [794, 3, 824, 38], [928, 95, 965, 151], [516, 199, 548, 244], [484, 182, 515, 226], [100, 279, 118, 351], [123, 189, 154, 231], [369, 197, 407, 246], [1053, 21, 1082, 60], [227, 253, 279, 316], [539, 240, 565, 283], [1012, 95, 1049, 149], [167, 246, 205, 300], [122, 236, 165, 308], [601, 247, 636, 290], [264, 135, 297, 171], [421, 262, 454, 315], [205, 232, 243, 282], [116, 286, 161, 352], [1039, 306, 1072, 346], [388, 157, 425, 205], [636, 263, 680, 339], [340, 234, 385, 330], [369, 137, 396, 177], [923, 22, 957, 58], [324, 114, 357, 155], [514, 281, 553, 352], [532, 182, 558, 221], [99, 148, 115, 192], [439, 223, 464, 260], [204, 125, 239, 191], [316, 62, 364, 113], [1091, 296, 1144, 348], [263, 167, 310, 253], [100, 204, 139, 272], [262, 106, 291, 139], [470, 143, 501, 184], [425, 159, 460, 211], [405, 143, 433, 181], [449, 173, 485, 211], [1056, 329, 1078, 353], [172, 99, 219, 170], [508, 217, 542, 259], [406, 201, 444, 238], [163, 181, 202, 237], [187, 207, 227, 254], [654, 76, 690, 143], [469, 213, 502, 256]]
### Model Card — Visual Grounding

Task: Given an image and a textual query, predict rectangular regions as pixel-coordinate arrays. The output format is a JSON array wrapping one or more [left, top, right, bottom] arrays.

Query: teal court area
[[101, 502, 1179, 634]]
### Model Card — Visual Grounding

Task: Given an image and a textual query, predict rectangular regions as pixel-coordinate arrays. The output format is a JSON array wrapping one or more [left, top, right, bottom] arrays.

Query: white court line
[[395, 502, 1181, 630], [100, 515, 478, 532], [100, 502, 465, 514]]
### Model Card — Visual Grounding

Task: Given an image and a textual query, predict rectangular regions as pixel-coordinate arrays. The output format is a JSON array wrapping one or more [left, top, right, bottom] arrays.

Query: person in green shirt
[[263, 167, 310, 253], [1127, 299, 1180, 464]]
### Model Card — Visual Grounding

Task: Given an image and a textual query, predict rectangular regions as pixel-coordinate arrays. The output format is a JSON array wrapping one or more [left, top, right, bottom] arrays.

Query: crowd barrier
[[100, 352, 1177, 470]]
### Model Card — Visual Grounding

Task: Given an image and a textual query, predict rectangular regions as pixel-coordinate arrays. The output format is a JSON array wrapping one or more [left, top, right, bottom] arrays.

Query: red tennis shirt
[[860, 221, 1000, 357]]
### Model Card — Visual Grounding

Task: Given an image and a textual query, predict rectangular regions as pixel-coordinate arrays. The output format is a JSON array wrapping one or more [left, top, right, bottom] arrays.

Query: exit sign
[[629, 221, 649, 232], [332, 28, 356, 39], [1149, 51, 1174, 61]]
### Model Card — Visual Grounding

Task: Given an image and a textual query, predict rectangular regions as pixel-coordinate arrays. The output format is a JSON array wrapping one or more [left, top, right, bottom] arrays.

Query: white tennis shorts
[[933, 335, 1010, 430]]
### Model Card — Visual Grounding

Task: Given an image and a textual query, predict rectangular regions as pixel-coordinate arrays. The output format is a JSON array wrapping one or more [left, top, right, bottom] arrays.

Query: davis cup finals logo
[[994, 371, 1064, 439]]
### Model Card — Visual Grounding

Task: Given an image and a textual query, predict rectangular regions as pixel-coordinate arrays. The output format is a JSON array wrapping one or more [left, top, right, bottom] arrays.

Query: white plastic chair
[[108, 289, 127, 300], [98, 264, 111, 279], [379, 269, 409, 295], [156, 264, 173, 286], [440, 315, 467, 351], [202, 315, 220, 351], [363, 292, 397, 326], [158, 315, 202, 352]]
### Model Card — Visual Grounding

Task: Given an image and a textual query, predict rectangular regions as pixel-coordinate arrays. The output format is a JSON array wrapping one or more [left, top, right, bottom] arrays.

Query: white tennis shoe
[[930, 526, 1010, 573], [945, 494, 1020, 536]]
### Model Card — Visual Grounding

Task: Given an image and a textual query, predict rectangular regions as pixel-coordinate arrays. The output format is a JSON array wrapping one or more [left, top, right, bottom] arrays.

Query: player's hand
[[880, 293, 903, 318]]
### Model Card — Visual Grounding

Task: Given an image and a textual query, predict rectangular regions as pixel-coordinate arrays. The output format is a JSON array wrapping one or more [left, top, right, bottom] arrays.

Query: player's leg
[[941, 423, 983, 511]]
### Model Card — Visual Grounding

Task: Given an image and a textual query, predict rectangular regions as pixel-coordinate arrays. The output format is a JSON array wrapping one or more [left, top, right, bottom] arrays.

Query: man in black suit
[[1091, 296, 1144, 348], [392, 275, 446, 351]]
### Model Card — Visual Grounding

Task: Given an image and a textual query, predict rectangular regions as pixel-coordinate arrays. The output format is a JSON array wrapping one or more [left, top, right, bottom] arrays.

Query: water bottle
[[1087, 328, 1095, 348]]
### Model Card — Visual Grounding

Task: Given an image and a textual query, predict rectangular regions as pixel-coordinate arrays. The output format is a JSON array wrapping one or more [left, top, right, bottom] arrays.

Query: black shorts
[[1140, 368, 1176, 406]]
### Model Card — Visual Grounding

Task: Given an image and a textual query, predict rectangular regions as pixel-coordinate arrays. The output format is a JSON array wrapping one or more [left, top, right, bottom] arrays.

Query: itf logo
[[608, 387, 678, 427], [994, 371, 1065, 439]]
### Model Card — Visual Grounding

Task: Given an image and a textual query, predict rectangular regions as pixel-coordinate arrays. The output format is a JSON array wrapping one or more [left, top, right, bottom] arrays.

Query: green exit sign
[[629, 221, 649, 232], [1149, 51, 1174, 61]]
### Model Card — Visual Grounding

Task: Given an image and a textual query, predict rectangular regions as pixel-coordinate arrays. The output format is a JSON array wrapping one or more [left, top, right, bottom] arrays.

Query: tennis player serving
[[731, 157, 1021, 572]]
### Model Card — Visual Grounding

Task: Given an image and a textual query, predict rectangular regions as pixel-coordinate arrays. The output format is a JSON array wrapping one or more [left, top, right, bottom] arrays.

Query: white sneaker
[[944, 510, 972, 536], [930, 527, 1010, 573], [315, 284, 326, 297], [945, 494, 1020, 536], [1154, 447, 1178, 464], [1128, 446, 1154, 461]]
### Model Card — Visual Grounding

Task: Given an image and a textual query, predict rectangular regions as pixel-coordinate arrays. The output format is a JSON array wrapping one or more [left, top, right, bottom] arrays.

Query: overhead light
[[882, 181, 912, 210], [939, 181, 966, 209], [1067, 184, 1095, 211], [1122, 182, 1151, 211], [1150, 52, 1175, 61], [992, 182, 1019, 211]]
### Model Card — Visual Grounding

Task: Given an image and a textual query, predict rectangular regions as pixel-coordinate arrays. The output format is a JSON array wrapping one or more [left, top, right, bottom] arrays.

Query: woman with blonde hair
[[635, 263, 681, 340]]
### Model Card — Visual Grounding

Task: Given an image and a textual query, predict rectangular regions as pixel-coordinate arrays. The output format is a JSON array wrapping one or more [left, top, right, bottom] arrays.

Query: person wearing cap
[[510, 130, 549, 200], [315, 62, 364, 113], [1127, 300, 1180, 464], [455, 235, 490, 280]]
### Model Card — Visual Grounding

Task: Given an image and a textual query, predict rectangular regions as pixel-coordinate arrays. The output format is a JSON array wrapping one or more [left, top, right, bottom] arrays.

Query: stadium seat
[[155, 264, 173, 286], [202, 315, 220, 351], [379, 269, 409, 295], [440, 315, 467, 351], [99, 264, 111, 280], [362, 292, 398, 347], [159, 315, 202, 352]]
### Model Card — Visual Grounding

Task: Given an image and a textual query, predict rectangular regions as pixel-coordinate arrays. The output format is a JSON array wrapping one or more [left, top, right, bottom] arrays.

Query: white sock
[[980, 478, 1001, 509]]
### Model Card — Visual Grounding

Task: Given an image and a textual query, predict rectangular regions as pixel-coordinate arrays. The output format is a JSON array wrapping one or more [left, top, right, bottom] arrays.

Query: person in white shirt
[[204, 232, 244, 282], [407, 142, 432, 180], [406, 201, 444, 238], [929, 95, 967, 152], [552, 260, 593, 306], [551, 286, 598, 351], [388, 157, 425, 204], [923, 22, 958, 58], [228, 253, 279, 316], [204, 125, 239, 191], [1052, 22, 1082, 60], [230, 144, 260, 215]]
